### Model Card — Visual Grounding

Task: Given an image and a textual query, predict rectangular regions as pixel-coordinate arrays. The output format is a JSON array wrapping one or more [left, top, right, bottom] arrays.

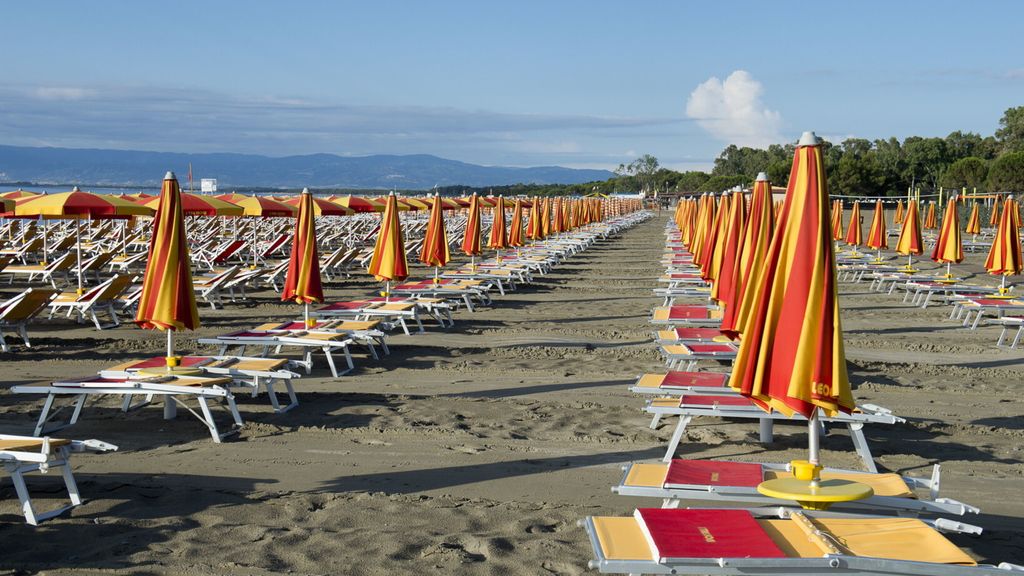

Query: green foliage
[[996, 106, 1024, 153], [987, 151, 1024, 191], [674, 171, 711, 191], [940, 157, 989, 191], [698, 174, 748, 192]]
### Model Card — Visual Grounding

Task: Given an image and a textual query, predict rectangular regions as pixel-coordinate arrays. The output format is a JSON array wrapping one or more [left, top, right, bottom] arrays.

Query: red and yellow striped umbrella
[[721, 175, 774, 338], [540, 197, 552, 237], [144, 192, 243, 216], [281, 189, 324, 312], [331, 195, 384, 213], [923, 202, 938, 230], [526, 196, 543, 241], [135, 172, 200, 337], [965, 202, 981, 235], [699, 194, 728, 282], [367, 192, 409, 286], [844, 201, 862, 247], [984, 196, 1023, 288], [0, 196, 13, 214], [711, 190, 746, 307], [895, 200, 924, 269], [282, 195, 355, 216], [865, 199, 888, 253], [728, 132, 854, 422], [989, 196, 1001, 227], [487, 195, 508, 250], [217, 194, 296, 217], [830, 199, 844, 241], [461, 193, 483, 256], [550, 198, 564, 234], [508, 198, 525, 247], [691, 195, 714, 262], [1, 189, 41, 201], [931, 195, 963, 269], [894, 199, 905, 224], [419, 193, 451, 271]]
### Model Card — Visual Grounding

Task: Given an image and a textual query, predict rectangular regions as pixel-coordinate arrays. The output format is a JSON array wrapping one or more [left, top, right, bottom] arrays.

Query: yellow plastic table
[[757, 477, 874, 511]]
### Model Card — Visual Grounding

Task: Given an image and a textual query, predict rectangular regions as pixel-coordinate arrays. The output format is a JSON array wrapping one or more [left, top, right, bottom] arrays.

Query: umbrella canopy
[[985, 196, 1023, 278], [144, 192, 243, 216], [721, 174, 774, 338], [220, 195, 296, 217], [965, 202, 981, 235], [550, 198, 564, 234], [895, 200, 924, 256], [487, 195, 508, 250], [419, 194, 451, 267], [282, 195, 355, 217], [526, 197, 543, 241], [894, 200, 904, 224], [461, 193, 483, 256], [931, 196, 964, 264], [844, 201, 862, 246], [923, 202, 938, 230], [508, 198, 525, 247], [830, 199, 844, 241], [281, 189, 324, 305], [367, 193, 409, 282], [135, 173, 199, 331], [865, 200, 888, 250], [400, 197, 431, 211], [331, 195, 384, 213], [15, 188, 152, 219], [540, 197, 552, 237], [1, 189, 41, 201], [728, 131, 854, 419], [711, 190, 746, 306], [699, 194, 728, 282], [989, 196, 1001, 227], [0, 196, 13, 214]]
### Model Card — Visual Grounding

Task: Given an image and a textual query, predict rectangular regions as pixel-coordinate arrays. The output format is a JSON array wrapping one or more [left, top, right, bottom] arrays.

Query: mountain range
[[0, 145, 612, 190]]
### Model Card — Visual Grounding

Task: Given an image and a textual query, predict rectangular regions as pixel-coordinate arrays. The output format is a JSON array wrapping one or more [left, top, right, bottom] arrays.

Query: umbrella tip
[[798, 131, 821, 146], [72, 185, 81, 192], [302, 187, 310, 195], [165, 171, 176, 180], [755, 171, 768, 182]]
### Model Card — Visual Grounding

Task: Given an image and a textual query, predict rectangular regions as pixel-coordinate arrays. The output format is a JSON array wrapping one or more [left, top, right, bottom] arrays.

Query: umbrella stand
[[1000, 274, 1008, 294], [384, 280, 390, 302], [304, 302, 312, 328], [434, 266, 440, 284], [807, 409, 821, 487], [164, 329, 178, 419]]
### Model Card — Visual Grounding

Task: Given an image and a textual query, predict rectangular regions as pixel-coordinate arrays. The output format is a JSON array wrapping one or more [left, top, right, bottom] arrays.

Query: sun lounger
[[952, 297, 1024, 329], [193, 265, 240, 309], [198, 329, 356, 377], [646, 394, 902, 471], [995, 315, 1024, 349], [253, 320, 389, 359], [391, 279, 491, 312], [612, 458, 978, 517], [658, 342, 739, 371], [650, 305, 722, 326], [48, 274, 133, 329], [653, 327, 733, 344], [314, 299, 425, 334], [0, 237, 44, 264], [195, 239, 247, 269], [107, 251, 148, 272], [2, 252, 75, 288], [1, 434, 117, 525], [0, 287, 60, 352], [581, 507, 1019, 575], [629, 372, 731, 396], [12, 374, 244, 443], [101, 355, 301, 413], [899, 281, 1001, 308]]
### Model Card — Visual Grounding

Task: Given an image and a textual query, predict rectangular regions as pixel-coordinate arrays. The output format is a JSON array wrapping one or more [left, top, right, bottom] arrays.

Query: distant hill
[[0, 145, 612, 190]]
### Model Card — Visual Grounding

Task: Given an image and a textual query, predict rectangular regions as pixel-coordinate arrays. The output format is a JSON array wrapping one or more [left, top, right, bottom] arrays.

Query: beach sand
[[1, 213, 1023, 574]]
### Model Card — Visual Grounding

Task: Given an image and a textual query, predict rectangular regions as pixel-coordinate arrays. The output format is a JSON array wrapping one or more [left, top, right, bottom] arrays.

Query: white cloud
[[33, 87, 95, 101], [685, 70, 782, 148]]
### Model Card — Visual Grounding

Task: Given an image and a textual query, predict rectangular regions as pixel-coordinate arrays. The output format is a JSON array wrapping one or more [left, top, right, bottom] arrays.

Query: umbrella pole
[[385, 280, 390, 302], [252, 219, 258, 268], [164, 329, 178, 419], [304, 302, 312, 328], [434, 266, 439, 284], [946, 262, 952, 278], [41, 219, 48, 265], [808, 409, 821, 487], [75, 219, 83, 295], [1001, 274, 1008, 294]]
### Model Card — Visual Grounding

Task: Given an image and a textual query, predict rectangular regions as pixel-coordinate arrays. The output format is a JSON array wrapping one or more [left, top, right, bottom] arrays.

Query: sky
[[2, 1, 1022, 172]]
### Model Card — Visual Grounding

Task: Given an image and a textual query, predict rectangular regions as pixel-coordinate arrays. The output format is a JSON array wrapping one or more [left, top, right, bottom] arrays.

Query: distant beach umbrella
[[721, 174, 774, 338], [844, 201, 863, 247], [508, 198, 524, 248], [923, 202, 938, 230], [367, 192, 409, 296], [281, 189, 324, 327], [461, 193, 482, 258], [865, 199, 888, 260], [281, 195, 356, 217], [894, 199, 904, 224], [895, 200, 924, 270], [487, 195, 508, 251], [931, 195, 964, 277], [540, 197, 552, 238], [830, 199, 844, 241], [989, 196, 1001, 227], [135, 172, 200, 377], [965, 202, 981, 235], [984, 196, 1022, 293], [144, 192, 243, 216], [331, 195, 384, 213], [419, 193, 451, 274], [711, 190, 746, 308], [526, 196, 542, 241], [699, 194, 729, 282]]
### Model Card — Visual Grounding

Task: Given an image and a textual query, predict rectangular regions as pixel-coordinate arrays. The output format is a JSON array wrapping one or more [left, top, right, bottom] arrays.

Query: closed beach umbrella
[[540, 197, 552, 238], [728, 132, 856, 490], [367, 192, 409, 296], [830, 199, 844, 241], [711, 189, 746, 307], [281, 189, 324, 326], [931, 195, 964, 278], [721, 173, 774, 338], [894, 199, 904, 224], [461, 193, 483, 263], [135, 172, 200, 386], [487, 195, 508, 251], [984, 196, 1023, 293], [923, 202, 938, 230], [865, 199, 888, 260], [965, 202, 981, 235], [844, 200, 863, 247], [419, 193, 451, 280], [526, 196, 543, 241], [507, 198, 525, 248], [699, 194, 729, 282], [895, 200, 924, 269], [989, 196, 1001, 228], [551, 198, 564, 234]]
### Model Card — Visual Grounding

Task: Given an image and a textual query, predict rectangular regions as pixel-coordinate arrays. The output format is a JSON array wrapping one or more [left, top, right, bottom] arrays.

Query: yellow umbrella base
[[757, 477, 874, 511]]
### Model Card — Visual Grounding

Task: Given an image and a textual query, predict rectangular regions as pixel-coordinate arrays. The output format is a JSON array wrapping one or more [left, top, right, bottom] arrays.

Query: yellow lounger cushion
[[651, 309, 670, 321], [592, 516, 654, 561], [636, 373, 667, 388], [804, 517, 976, 565], [0, 438, 71, 452], [656, 330, 678, 341], [623, 463, 669, 488], [650, 397, 680, 409]]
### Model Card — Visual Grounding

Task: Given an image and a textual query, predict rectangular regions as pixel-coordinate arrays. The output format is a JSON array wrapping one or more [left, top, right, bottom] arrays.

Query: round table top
[[758, 477, 874, 505]]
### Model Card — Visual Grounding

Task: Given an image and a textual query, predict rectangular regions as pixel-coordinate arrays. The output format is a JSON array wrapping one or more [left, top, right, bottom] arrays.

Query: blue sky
[[2, 1, 1021, 171]]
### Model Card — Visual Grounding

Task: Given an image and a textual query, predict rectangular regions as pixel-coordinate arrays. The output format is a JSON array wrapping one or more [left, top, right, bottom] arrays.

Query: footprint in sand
[[354, 438, 393, 447], [447, 444, 486, 454]]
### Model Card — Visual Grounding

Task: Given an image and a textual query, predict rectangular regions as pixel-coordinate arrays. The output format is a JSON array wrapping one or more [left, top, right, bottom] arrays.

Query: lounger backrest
[[93, 274, 134, 303], [43, 252, 76, 272], [82, 251, 115, 270], [261, 234, 290, 258], [202, 266, 240, 288], [213, 240, 246, 263], [0, 288, 60, 322]]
